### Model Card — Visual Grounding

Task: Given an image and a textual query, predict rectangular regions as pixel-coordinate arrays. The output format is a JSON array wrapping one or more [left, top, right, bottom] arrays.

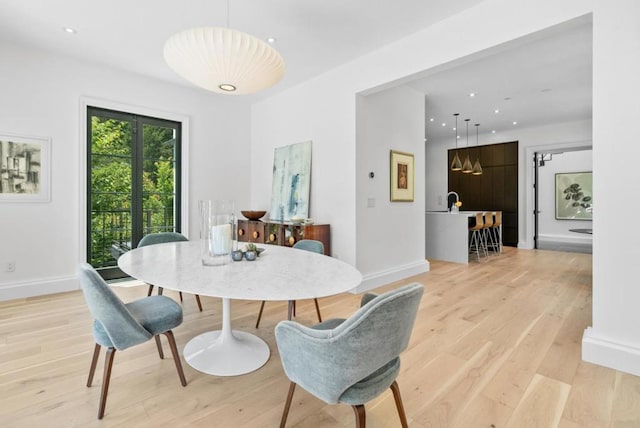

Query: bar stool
[[489, 211, 503, 253], [482, 212, 497, 256], [469, 212, 487, 261]]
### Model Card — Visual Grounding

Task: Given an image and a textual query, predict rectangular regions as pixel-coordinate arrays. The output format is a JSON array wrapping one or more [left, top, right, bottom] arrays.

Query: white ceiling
[[0, 0, 484, 97], [0, 1, 592, 137], [408, 18, 593, 142]]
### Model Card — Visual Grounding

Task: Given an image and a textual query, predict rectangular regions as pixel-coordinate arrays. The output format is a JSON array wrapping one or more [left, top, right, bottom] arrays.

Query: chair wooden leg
[[147, 284, 154, 296], [287, 300, 294, 320], [154, 335, 164, 359], [179, 291, 184, 302], [352, 404, 366, 428], [279, 382, 296, 428], [163, 330, 187, 387], [97, 347, 116, 419], [87, 343, 101, 387], [256, 301, 266, 328], [195, 294, 203, 312], [313, 298, 322, 323], [158, 287, 164, 295], [390, 380, 409, 428]]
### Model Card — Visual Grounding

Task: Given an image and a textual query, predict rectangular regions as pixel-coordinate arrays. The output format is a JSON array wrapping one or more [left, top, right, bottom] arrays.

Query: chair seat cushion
[[126, 296, 183, 335], [93, 296, 183, 348], [338, 357, 401, 405]]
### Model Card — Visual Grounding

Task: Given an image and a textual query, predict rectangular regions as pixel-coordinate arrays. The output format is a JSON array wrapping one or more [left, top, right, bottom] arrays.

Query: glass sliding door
[[87, 107, 181, 280]]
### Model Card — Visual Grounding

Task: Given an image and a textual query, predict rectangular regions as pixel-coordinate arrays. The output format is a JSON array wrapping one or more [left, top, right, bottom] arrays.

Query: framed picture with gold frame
[[390, 150, 414, 202]]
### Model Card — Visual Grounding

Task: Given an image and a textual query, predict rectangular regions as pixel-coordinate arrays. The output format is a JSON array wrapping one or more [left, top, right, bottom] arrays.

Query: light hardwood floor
[[1, 248, 639, 427]]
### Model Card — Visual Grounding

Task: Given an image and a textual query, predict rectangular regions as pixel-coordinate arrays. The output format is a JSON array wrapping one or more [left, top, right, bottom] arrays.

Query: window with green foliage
[[87, 107, 181, 279]]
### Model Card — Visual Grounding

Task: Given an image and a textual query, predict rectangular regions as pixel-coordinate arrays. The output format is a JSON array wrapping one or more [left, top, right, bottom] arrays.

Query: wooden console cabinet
[[237, 220, 331, 256]]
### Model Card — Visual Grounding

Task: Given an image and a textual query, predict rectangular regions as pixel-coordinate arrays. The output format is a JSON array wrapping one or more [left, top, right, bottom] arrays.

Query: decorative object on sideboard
[[241, 210, 267, 221], [163, 1, 284, 95]]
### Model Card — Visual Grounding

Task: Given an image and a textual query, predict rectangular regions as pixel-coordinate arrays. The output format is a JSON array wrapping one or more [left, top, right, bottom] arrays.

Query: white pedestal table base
[[183, 297, 270, 376]]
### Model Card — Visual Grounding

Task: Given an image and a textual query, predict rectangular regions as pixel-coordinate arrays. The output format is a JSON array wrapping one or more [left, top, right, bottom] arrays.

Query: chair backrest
[[276, 282, 424, 404], [470, 212, 484, 231], [483, 212, 494, 228], [293, 239, 324, 255], [138, 232, 188, 248], [78, 263, 152, 350], [493, 211, 502, 227]]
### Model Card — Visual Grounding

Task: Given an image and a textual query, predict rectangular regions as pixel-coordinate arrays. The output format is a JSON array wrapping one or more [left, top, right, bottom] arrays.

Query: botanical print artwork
[[0, 134, 50, 202], [555, 172, 593, 220], [270, 141, 312, 222]]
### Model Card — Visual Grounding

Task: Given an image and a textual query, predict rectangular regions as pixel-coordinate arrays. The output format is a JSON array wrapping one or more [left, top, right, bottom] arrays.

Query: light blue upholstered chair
[[138, 232, 203, 312], [78, 263, 187, 419], [255, 239, 324, 328], [275, 282, 424, 428]]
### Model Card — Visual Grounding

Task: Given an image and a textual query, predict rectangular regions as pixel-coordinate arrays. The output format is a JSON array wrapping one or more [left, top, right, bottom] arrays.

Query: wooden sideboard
[[237, 220, 331, 256]]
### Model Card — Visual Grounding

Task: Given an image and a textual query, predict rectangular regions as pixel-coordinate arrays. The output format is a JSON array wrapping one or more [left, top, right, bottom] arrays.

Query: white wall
[[537, 150, 592, 249], [251, 0, 640, 375], [583, 0, 640, 376], [426, 119, 592, 248], [0, 42, 252, 299], [355, 86, 428, 289]]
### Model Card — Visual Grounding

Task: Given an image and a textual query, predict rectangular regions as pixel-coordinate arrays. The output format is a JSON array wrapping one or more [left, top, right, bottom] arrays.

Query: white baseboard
[[538, 233, 592, 245], [353, 259, 430, 294], [582, 327, 640, 376], [0, 275, 79, 301]]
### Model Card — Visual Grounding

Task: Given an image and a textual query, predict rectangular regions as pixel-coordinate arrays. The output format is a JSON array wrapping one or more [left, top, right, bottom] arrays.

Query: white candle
[[210, 224, 231, 255]]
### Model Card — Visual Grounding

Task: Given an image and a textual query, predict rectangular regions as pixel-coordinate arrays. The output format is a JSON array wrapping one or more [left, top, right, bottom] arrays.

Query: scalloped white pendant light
[[164, 27, 285, 95]]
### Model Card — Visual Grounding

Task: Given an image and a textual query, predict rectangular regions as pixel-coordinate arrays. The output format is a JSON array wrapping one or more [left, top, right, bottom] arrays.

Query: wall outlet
[[6, 261, 16, 273]]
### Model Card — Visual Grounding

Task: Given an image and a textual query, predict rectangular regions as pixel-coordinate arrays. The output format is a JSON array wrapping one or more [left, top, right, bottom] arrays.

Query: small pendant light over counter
[[450, 113, 462, 171], [462, 119, 473, 173], [472, 123, 483, 175]]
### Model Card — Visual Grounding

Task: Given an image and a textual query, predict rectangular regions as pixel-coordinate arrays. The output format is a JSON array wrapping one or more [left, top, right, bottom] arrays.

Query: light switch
[[367, 198, 376, 208]]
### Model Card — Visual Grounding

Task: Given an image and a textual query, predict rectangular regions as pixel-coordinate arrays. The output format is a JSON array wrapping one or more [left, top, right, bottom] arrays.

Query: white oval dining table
[[117, 240, 363, 376]]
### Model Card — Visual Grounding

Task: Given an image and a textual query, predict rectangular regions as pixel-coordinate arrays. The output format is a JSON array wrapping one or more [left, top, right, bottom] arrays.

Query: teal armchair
[[138, 232, 203, 311], [78, 263, 187, 419], [275, 282, 424, 427]]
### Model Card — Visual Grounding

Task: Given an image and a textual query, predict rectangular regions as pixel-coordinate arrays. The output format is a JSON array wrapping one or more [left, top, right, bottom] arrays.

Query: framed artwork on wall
[[0, 132, 51, 203], [555, 171, 592, 220], [270, 141, 312, 221], [390, 150, 414, 202]]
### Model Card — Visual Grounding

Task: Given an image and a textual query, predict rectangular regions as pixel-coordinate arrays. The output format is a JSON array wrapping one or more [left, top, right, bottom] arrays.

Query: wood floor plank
[[504, 374, 571, 428]]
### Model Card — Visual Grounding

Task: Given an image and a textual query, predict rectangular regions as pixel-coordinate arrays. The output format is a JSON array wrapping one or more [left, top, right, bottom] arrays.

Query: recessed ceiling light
[[469, 92, 476, 97], [63, 27, 77, 34], [457, 135, 461, 139], [452, 127, 457, 131], [441, 123, 446, 127], [512, 121, 518, 125], [266, 37, 277, 44], [492, 130, 496, 134], [494, 109, 499, 114], [429, 118, 434, 122], [504, 97, 511, 101]]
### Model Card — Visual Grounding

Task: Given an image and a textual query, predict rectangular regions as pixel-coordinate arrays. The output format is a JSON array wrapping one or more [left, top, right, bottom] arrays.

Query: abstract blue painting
[[270, 141, 312, 221]]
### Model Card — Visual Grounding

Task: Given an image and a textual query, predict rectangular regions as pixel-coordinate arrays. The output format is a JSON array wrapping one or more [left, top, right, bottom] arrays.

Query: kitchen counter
[[425, 211, 478, 264]]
